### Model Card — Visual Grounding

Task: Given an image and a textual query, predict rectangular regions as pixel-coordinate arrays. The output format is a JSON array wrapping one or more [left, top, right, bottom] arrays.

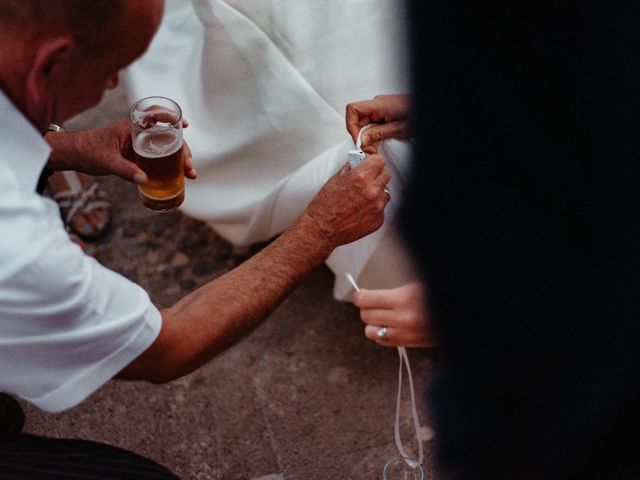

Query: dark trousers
[[0, 395, 178, 479], [0, 434, 179, 480]]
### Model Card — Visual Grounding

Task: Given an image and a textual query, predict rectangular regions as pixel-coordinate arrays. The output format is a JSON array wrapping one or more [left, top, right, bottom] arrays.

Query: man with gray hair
[[0, 0, 390, 477]]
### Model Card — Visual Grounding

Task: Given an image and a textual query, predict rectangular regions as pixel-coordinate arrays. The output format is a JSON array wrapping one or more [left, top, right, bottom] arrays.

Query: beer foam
[[133, 130, 182, 158]]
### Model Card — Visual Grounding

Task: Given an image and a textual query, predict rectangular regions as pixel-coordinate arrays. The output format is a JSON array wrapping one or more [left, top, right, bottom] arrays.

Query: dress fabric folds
[[125, 0, 414, 298]]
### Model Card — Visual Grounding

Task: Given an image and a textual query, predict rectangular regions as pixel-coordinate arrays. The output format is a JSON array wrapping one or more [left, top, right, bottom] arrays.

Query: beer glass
[[129, 96, 185, 211], [382, 456, 424, 480]]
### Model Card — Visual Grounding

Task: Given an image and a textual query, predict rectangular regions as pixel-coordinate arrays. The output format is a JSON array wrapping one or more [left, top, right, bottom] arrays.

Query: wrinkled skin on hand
[[301, 154, 391, 250], [46, 117, 197, 185]]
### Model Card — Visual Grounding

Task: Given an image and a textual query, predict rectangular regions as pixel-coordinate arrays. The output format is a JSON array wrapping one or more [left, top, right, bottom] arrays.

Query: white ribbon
[[345, 273, 425, 466], [356, 123, 374, 150], [348, 124, 376, 168]]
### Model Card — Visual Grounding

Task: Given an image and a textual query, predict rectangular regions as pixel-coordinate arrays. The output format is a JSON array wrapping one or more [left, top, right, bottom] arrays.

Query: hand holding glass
[[129, 96, 185, 211]]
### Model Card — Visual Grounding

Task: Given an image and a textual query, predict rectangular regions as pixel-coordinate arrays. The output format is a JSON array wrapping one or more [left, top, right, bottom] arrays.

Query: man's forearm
[[117, 153, 390, 383], [117, 213, 332, 383]]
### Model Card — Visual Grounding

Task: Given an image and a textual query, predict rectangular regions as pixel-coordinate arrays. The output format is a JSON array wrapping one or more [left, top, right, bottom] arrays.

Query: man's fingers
[[138, 105, 182, 126], [355, 154, 385, 179], [360, 120, 411, 147], [362, 145, 378, 155], [183, 141, 197, 179], [115, 145, 195, 186], [111, 158, 148, 185], [374, 168, 391, 189]]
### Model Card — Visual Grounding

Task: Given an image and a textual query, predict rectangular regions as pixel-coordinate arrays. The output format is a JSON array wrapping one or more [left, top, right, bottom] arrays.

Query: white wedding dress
[[125, 0, 417, 299]]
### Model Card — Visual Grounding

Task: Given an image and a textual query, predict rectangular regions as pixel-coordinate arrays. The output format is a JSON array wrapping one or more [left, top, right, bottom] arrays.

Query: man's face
[[55, 0, 164, 122]]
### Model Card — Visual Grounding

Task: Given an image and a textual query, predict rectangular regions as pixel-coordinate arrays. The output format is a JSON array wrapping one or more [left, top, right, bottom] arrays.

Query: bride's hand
[[354, 282, 436, 348], [345, 94, 412, 154]]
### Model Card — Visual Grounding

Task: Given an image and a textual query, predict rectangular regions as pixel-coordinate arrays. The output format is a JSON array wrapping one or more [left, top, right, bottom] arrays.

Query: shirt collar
[[0, 89, 52, 193]]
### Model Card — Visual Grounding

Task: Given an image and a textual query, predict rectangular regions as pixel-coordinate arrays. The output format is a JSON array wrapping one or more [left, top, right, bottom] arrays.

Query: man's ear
[[24, 36, 75, 107]]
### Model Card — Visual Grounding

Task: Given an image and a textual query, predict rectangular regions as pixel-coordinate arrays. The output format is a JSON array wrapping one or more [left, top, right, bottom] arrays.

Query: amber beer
[[133, 129, 184, 211], [129, 96, 185, 211]]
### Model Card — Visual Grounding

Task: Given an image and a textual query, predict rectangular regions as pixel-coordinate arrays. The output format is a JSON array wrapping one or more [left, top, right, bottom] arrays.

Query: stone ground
[[21, 86, 438, 479]]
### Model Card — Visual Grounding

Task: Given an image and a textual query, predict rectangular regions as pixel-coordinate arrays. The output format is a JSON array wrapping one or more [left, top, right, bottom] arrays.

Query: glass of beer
[[129, 96, 185, 211]]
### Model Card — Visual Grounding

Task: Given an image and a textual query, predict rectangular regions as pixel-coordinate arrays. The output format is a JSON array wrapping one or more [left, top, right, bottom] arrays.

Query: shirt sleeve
[[0, 184, 162, 412]]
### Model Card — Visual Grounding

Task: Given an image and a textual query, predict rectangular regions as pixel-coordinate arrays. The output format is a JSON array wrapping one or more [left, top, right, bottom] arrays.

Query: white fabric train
[[125, 0, 415, 299]]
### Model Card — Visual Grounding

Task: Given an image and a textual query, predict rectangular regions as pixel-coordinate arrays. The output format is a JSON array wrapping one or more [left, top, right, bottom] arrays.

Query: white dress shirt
[[0, 90, 162, 412]]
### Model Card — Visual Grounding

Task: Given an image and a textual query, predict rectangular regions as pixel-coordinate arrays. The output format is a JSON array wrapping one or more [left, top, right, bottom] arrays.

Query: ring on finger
[[383, 187, 391, 202], [377, 326, 388, 339]]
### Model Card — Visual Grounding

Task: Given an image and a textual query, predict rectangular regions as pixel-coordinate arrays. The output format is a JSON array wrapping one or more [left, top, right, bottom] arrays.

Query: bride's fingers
[[360, 308, 399, 328], [364, 325, 402, 346]]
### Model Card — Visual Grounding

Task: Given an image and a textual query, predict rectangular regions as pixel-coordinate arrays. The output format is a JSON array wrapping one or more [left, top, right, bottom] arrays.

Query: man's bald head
[[0, 1, 129, 56], [0, 0, 164, 130]]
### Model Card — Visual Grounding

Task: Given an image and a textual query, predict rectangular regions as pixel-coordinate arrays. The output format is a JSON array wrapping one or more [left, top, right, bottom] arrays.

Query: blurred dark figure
[[404, 2, 640, 479]]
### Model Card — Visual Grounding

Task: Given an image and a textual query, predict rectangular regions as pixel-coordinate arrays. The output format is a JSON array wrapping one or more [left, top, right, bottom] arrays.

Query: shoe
[[47, 171, 112, 241], [0, 394, 25, 435]]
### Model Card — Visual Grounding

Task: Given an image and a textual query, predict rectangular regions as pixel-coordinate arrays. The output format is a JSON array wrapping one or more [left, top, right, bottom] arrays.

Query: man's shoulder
[[0, 156, 19, 191], [0, 157, 34, 204], [0, 164, 62, 273], [0, 161, 51, 218]]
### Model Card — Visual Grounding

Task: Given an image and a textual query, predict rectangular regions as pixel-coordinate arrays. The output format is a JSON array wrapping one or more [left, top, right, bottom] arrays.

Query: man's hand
[[119, 154, 391, 383], [346, 94, 412, 154], [300, 154, 391, 255], [45, 118, 197, 185]]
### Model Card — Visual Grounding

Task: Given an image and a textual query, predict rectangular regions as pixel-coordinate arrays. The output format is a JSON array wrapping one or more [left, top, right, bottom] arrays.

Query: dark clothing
[[0, 395, 178, 479], [0, 433, 179, 479], [35, 166, 53, 195], [404, 2, 640, 479]]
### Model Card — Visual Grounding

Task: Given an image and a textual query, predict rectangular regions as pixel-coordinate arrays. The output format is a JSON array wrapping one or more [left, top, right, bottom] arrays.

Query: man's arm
[[117, 156, 390, 383], [44, 118, 197, 183]]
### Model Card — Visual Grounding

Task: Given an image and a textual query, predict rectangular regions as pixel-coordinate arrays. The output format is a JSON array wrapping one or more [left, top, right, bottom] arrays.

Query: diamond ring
[[377, 326, 388, 339]]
